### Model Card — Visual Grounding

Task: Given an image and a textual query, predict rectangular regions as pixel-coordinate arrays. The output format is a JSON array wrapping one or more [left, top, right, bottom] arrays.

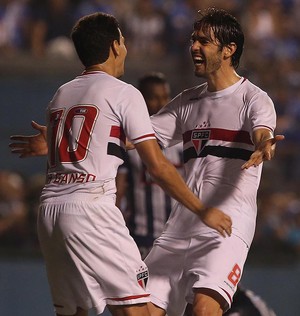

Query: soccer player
[[9, 11, 232, 316], [116, 72, 184, 259], [144, 7, 284, 316]]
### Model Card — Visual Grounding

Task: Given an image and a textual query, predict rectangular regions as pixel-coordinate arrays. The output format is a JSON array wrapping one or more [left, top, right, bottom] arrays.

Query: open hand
[[241, 134, 285, 170], [200, 207, 232, 237], [9, 121, 48, 158]]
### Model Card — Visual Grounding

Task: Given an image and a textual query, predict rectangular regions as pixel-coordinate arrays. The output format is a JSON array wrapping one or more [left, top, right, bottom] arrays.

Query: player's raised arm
[[9, 121, 48, 158], [241, 130, 285, 170]]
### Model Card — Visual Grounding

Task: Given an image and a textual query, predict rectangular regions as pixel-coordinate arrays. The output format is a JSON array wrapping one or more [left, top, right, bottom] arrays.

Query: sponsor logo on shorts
[[136, 266, 149, 289]]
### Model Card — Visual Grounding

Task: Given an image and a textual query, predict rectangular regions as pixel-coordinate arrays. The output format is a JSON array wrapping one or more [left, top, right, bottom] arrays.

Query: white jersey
[[150, 78, 276, 246], [125, 143, 183, 240], [41, 71, 156, 201]]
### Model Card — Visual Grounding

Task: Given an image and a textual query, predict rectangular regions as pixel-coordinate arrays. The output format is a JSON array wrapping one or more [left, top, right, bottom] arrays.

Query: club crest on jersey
[[191, 129, 210, 154], [136, 266, 149, 289]]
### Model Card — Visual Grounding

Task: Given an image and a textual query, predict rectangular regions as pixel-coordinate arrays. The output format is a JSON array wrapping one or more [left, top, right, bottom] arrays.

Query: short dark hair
[[138, 72, 168, 98], [194, 8, 244, 69], [71, 12, 120, 67]]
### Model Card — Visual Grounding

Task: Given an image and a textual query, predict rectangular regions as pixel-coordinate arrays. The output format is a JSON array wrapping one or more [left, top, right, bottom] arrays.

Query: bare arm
[[135, 139, 232, 236], [241, 129, 285, 170], [9, 121, 48, 158]]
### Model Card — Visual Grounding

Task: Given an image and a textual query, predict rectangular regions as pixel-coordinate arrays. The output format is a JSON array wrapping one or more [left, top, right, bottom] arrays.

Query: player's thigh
[[186, 233, 249, 311], [145, 235, 189, 315], [193, 289, 225, 316], [147, 302, 166, 316], [107, 303, 150, 316], [184, 293, 224, 316]]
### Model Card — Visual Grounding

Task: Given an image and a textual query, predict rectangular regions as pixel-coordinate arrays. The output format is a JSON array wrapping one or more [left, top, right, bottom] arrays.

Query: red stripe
[[108, 294, 150, 301], [183, 128, 252, 145], [132, 133, 156, 141], [110, 126, 126, 143]]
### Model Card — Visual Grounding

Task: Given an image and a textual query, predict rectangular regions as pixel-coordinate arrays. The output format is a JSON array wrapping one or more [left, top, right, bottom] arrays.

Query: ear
[[224, 42, 237, 58], [111, 40, 120, 57]]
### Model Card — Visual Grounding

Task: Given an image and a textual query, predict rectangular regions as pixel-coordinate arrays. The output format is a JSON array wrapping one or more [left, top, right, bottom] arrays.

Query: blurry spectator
[[253, 191, 300, 259], [25, 173, 45, 250], [27, 0, 76, 58], [0, 0, 29, 55], [281, 197, 300, 255], [242, 0, 282, 79], [123, 0, 168, 58], [165, 0, 242, 57], [0, 170, 28, 248], [74, 0, 133, 21], [271, 85, 300, 185], [163, 0, 197, 57]]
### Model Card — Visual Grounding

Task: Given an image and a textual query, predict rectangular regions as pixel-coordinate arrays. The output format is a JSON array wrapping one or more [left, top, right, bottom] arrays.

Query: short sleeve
[[118, 85, 156, 145]]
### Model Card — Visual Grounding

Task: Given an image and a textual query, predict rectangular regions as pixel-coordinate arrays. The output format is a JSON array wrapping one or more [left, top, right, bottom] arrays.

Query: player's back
[[41, 71, 132, 200]]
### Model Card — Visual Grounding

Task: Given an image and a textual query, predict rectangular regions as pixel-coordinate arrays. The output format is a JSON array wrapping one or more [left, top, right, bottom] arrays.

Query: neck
[[84, 65, 105, 73], [206, 70, 241, 92]]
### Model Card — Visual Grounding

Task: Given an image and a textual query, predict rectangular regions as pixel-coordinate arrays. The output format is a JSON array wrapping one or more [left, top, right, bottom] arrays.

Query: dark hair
[[194, 8, 244, 69], [138, 72, 168, 98], [71, 12, 120, 67]]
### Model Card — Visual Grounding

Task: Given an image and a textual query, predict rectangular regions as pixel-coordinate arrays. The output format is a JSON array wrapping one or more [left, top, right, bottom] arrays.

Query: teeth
[[194, 57, 203, 63], [194, 58, 204, 64]]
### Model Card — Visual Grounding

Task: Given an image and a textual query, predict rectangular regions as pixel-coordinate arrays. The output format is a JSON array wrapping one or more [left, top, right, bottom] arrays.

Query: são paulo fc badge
[[136, 266, 149, 289], [191, 129, 210, 155]]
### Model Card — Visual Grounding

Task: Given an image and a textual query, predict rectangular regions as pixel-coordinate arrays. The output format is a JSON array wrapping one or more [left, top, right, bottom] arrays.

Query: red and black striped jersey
[[151, 77, 276, 246]]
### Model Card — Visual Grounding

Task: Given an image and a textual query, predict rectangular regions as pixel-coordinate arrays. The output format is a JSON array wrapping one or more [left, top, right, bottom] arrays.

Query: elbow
[[147, 161, 169, 183]]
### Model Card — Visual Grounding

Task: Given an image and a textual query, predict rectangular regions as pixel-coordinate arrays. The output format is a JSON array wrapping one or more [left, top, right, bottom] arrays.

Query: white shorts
[[144, 232, 249, 315], [38, 194, 150, 315]]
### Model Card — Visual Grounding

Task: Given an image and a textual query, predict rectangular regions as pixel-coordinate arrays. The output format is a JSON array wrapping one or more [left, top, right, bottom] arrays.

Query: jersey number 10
[[49, 105, 99, 167]]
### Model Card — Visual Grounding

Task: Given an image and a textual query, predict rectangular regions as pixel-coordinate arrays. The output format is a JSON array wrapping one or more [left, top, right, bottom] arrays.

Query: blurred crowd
[[1, 0, 300, 262]]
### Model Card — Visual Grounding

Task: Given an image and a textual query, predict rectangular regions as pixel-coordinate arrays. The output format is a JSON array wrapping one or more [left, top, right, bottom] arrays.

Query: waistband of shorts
[[40, 179, 116, 203]]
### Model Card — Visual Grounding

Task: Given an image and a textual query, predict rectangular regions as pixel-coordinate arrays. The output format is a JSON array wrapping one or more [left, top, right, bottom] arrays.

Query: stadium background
[[1, 0, 300, 315]]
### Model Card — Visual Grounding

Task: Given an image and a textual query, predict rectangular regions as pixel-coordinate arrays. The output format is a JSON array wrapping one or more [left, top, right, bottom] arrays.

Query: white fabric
[[150, 78, 276, 246], [41, 71, 156, 201], [38, 195, 150, 315], [145, 232, 249, 314], [38, 71, 154, 314]]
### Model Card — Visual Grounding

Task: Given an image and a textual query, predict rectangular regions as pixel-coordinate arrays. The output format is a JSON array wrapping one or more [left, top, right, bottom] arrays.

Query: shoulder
[[166, 83, 207, 110], [240, 79, 272, 102], [180, 82, 208, 101]]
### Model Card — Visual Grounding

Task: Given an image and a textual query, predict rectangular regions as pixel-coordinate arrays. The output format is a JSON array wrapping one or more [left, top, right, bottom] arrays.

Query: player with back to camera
[[9, 11, 232, 316]]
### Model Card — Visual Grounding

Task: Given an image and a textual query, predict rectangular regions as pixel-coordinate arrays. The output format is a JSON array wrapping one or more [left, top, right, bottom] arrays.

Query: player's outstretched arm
[[135, 139, 232, 237], [9, 121, 48, 158], [241, 130, 285, 170]]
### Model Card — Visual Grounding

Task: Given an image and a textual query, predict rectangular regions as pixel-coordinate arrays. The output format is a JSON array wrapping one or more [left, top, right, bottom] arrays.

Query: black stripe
[[107, 142, 126, 161], [165, 194, 172, 219], [141, 164, 154, 236], [145, 182, 154, 236], [183, 145, 253, 163]]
